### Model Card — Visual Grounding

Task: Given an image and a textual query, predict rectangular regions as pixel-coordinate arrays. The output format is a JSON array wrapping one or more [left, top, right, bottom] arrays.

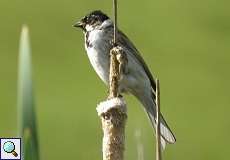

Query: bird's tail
[[137, 92, 176, 149], [146, 109, 176, 149]]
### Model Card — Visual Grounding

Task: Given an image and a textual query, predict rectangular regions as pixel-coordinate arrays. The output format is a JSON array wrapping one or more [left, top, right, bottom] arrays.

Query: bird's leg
[[115, 47, 128, 80], [115, 47, 128, 99], [118, 94, 123, 98]]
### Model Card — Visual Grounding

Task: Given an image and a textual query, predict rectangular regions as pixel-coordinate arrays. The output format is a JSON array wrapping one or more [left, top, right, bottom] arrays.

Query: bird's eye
[[82, 16, 88, 23], [94, 17, 99, 21]]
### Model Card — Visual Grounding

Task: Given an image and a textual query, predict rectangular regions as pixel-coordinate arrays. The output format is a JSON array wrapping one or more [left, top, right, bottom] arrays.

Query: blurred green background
[[0, 0, 230, 159]]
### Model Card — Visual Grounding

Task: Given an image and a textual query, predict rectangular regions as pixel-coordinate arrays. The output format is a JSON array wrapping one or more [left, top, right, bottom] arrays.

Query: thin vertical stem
[[113, 0, 118, 45], [109, 0, 119, 98], [156, 79, 162, 160]]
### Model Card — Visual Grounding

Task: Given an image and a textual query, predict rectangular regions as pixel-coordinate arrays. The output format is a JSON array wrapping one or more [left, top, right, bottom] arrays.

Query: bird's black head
[[73, 10, 109, 31]]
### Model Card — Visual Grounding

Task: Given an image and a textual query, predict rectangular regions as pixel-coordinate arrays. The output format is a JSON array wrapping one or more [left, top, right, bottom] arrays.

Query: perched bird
[[74, 10, 176, 148]]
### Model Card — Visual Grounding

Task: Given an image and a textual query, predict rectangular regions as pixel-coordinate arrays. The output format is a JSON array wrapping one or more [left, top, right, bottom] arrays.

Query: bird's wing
[[117, 30, 176, 144], [117, 30, 156, 99]]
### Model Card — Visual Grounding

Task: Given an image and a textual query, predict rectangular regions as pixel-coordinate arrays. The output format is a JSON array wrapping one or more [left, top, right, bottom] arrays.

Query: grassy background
[[0, 0, 230, 159]]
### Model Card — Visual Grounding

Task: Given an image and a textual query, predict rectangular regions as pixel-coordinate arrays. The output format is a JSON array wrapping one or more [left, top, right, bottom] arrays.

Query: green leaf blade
[[18, 25, 39, 160]]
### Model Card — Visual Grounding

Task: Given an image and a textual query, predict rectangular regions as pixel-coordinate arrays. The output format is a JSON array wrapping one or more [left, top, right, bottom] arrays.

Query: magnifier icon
[[3, 141, 18, 157]]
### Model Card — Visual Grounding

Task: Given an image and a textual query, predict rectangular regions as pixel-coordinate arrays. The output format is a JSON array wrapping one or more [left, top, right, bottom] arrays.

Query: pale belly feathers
[[85, 29, 110, 84]]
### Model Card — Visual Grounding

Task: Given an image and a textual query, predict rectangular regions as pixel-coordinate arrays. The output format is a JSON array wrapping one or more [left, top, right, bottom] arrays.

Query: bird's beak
[[73, 21, 85, 28]]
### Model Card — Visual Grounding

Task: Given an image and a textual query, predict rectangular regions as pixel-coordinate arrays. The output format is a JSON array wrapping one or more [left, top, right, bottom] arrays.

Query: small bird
[[74, 10, 176, 148]]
